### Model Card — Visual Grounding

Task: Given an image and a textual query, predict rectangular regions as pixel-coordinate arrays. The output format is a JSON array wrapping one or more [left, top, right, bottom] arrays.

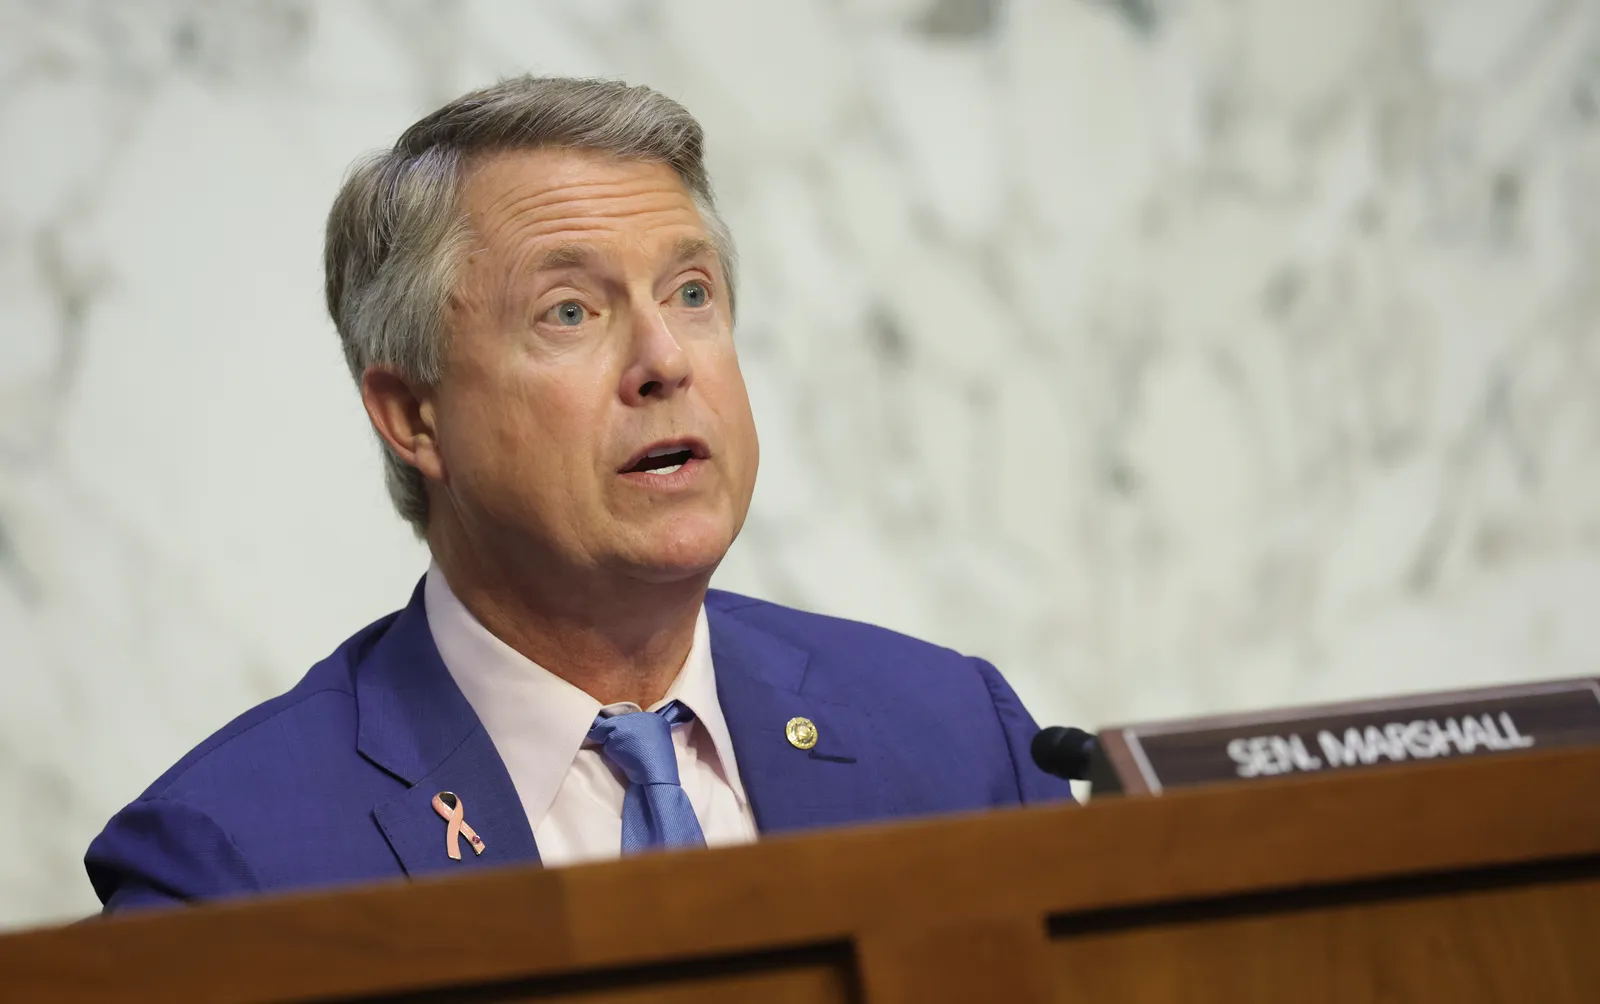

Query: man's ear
[[361, 366, 444, 482]]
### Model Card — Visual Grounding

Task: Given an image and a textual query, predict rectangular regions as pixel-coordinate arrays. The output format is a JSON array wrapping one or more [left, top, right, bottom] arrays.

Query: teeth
[[646, 445, 687, 458], [645, 464, 684, 476]]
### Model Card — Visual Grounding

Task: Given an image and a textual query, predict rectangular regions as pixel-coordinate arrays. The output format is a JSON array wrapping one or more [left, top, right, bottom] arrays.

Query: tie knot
[[587, 700, 696, 787]]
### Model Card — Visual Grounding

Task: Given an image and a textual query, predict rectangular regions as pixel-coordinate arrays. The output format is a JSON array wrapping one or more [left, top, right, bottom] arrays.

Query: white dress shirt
[[423, 564, 758, 866]]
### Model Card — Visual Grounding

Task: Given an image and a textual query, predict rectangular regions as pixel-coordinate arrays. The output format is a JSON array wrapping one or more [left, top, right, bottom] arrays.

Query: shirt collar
[[423, 563, 748, 827], [660, 604, 751, 809]]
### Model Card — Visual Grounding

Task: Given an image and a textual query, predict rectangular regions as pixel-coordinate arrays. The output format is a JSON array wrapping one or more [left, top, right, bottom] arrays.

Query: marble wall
[[4, 0, 1599, 928]]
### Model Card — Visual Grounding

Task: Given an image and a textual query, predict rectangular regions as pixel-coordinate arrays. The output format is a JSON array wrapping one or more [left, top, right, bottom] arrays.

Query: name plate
[[1094, 678, 1600, 796]]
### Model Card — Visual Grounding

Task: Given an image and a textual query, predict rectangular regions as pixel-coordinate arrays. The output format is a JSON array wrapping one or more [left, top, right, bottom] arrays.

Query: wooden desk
[[3, 747, 1596, 1002]]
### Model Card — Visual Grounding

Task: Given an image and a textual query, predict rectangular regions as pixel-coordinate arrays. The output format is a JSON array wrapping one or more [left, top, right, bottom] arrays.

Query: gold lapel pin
[[431, 791, 486, 860], [785, 716, 818, 750]]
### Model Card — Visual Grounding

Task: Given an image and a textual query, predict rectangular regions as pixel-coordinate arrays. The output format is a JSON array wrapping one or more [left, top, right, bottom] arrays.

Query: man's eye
[[548, 301, 586, 327], [678, 281, 709, 308]]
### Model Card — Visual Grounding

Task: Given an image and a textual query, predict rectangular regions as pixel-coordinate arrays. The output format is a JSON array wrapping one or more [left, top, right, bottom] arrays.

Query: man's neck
[[428, 540, 708, 709]]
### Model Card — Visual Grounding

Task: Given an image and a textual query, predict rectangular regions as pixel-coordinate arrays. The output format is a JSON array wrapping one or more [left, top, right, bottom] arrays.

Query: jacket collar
[[356, 579, 540, 878], [706, 592, 882, 835]]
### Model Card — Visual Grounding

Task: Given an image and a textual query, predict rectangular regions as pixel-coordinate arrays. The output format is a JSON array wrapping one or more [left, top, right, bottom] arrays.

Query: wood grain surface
[[1, 747, 1595, 1003]]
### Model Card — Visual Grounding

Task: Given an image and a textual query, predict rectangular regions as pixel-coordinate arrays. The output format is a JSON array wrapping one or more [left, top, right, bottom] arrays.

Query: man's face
[[428, 148, 758, 586]]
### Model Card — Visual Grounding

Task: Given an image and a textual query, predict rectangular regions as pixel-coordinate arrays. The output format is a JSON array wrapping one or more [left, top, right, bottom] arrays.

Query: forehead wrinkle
[[512, 175, 685, 209], [471, 175, 696, 234], [455, 156, 707, 321], [463, 155, 706, 260], [505, 215, 705, 273], [462, 148, 698, 230], [475, 195, 706, 266], [511, 206, 704, 244]]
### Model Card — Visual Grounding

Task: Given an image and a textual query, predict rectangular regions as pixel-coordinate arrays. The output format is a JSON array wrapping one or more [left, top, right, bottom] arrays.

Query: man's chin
[[592, 502, 747, 585], [610, 531, 732, 586], [623, 562, 721, 587]]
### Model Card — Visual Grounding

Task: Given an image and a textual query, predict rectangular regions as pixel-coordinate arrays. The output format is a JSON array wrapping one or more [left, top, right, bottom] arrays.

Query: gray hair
[[324, 75, 738, 536]]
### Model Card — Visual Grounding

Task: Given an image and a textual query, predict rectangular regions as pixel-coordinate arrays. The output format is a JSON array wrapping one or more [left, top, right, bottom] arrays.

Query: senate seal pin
[[785, 716, 818, 750]]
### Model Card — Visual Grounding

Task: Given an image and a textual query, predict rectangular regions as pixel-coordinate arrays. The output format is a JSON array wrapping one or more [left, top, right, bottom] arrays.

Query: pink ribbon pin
[[431, 791, 485, 860]]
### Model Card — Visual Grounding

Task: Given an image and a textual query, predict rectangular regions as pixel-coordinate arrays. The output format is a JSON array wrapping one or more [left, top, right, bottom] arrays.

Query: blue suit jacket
[[86, 583, 1072, 910]]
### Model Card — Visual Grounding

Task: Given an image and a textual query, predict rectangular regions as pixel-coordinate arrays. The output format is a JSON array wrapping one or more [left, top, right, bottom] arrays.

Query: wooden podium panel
[[1054, 874, 1599, 1003], [2, 748, 1596, 1003]]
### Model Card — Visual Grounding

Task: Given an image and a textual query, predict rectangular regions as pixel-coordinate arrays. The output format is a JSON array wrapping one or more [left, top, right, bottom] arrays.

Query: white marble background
[[3, 0, 1598, 929]]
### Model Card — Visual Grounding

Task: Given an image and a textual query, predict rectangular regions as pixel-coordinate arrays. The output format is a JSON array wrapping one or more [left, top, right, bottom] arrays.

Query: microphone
[[1031, 726, 1099, 781]]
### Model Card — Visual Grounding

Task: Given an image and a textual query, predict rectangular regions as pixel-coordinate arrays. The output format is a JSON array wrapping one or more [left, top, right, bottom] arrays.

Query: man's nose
[[620, 305, 693, 405]]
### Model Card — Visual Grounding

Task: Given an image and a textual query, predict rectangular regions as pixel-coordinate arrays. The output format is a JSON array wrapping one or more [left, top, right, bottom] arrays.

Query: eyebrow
[[531, 244, 593, 273], [671, 236, 717, 265], [526, 237, 717, 277]]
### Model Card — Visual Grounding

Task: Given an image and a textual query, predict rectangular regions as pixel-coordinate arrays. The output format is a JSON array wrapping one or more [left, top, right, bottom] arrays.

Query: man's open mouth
[[622, 441, 706, 476]]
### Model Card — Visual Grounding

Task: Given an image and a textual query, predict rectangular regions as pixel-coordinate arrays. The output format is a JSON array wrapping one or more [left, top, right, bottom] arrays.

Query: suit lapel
[[357, 580, 540, 879], [357, 584, 886, 870], [370, 732, 539, 879], [709, 600, 885, 835]]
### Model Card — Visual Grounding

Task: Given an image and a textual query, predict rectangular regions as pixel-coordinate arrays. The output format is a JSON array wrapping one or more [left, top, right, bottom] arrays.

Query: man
[[85, 76, 1072, 911]]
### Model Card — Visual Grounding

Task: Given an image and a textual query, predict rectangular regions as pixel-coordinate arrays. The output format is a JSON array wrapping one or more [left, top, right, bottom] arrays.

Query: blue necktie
[[587, 700, 707, 854]]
